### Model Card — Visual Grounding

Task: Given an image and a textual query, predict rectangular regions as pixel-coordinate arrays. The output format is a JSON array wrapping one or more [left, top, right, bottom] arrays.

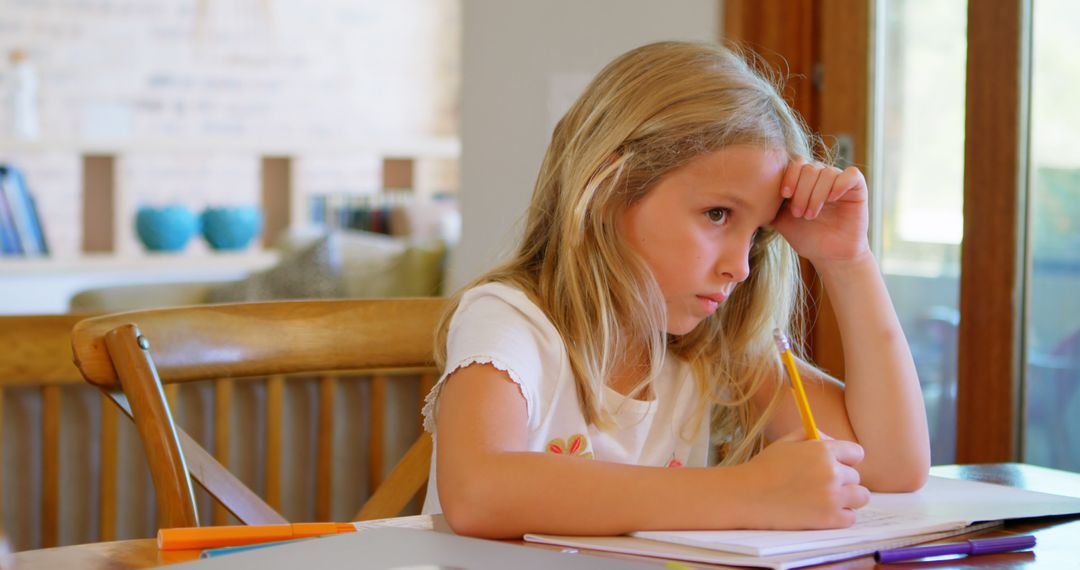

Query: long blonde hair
[[436, 41, 817, 465]]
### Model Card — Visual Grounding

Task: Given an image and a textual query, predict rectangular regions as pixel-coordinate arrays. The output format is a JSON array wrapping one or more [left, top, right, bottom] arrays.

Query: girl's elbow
[[884, 464, 929, 492], [868, 455, 930, 492], [443, 505, 498, 538], [439, 477, 517, 538], [902, 446, 932, 491]]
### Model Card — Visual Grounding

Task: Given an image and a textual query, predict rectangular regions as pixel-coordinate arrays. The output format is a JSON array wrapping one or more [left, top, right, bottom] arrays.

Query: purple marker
[[876, 535, 1036, 563]]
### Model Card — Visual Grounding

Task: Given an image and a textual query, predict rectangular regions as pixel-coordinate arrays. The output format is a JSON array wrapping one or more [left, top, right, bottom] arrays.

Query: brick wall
[[0, 0, 460, 256]]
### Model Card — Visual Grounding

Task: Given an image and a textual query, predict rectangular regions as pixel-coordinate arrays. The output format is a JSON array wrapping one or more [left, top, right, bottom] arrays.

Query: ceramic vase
[[135, 205, 199, 252], [200, 206, 263, 250]]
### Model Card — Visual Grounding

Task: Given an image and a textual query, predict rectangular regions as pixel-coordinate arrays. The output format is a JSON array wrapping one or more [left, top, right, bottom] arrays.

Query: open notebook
[[526, 476, 1080, 569]]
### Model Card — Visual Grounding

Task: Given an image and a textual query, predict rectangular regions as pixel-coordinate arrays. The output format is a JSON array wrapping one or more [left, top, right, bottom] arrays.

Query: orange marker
[[774, 329, 820, 440], [158, 522, 358, 550]]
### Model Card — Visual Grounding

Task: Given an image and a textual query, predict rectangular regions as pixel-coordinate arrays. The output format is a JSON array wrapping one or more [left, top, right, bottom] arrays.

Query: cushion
[[207, 235, 345, 303], [69, 281, 218, 312], [277, 228, 446, 298]]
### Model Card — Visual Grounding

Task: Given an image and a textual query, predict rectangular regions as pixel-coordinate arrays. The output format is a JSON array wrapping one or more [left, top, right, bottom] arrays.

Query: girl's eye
[[706, 207, 730, 225]]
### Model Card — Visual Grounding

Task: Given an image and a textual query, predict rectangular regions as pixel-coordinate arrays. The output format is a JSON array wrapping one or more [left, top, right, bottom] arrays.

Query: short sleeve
[[421, 283, 565, 433]]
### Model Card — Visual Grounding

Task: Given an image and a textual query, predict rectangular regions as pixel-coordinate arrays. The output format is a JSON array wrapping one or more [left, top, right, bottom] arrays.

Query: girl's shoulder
[[448, 281, 566, 370], [460, 281, 534, 308], [455, 281, 554, 331], [432, 282, 570, 434]]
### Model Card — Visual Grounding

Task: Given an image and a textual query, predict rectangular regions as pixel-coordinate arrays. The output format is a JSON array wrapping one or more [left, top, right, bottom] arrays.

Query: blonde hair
[[436, 41, 817, 465]]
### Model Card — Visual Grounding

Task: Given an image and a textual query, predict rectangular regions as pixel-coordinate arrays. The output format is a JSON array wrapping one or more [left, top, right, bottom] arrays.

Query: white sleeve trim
[[421, 356, 534, 433]]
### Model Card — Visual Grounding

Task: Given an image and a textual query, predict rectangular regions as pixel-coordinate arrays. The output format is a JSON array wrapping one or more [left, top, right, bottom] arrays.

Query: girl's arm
[[767, 161, 930, 492], [815, 252, 930, 491], [436, 363, 869, 538]]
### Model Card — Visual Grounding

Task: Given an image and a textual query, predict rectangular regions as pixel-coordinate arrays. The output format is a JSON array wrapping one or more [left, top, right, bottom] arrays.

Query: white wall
[[449, 0, 720, 288], [0, 0, 459, 257]]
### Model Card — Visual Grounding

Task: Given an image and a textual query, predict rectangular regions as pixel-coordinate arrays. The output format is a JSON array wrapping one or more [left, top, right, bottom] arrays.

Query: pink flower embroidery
[[666, 455, 683, 468], [546, 434, 594, 459]]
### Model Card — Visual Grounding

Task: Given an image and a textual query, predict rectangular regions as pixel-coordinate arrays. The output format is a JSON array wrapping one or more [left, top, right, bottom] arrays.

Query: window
[[873, 0, 968, 464], [1023, 0, 1080, 471]]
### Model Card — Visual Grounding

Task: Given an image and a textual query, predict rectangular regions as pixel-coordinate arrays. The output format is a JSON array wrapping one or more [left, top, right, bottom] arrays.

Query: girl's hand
[[771, 158, 871, 268], [738, 431, 870, 530]]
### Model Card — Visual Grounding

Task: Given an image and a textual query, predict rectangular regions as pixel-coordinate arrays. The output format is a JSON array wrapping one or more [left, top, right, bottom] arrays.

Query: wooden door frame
[[956, 0, 1029, 462]]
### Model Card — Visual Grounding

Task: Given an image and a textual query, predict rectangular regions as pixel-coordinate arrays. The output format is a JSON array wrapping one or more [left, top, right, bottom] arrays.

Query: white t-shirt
[[420, 282, 710, 514]]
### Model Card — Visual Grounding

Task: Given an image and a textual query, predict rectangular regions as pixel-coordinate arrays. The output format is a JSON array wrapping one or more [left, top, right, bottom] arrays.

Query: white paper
[[628, 475, 1080, 556], [631, 510, 966, 556], [525, 475, 1080, 566], [527, 522, 1001, 570]]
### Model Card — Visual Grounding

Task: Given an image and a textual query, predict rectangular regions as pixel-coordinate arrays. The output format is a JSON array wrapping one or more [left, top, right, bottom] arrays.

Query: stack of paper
[[525, 476, 1080, 569]]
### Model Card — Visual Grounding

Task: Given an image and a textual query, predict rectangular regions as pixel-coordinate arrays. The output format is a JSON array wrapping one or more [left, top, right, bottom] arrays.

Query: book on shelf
[[0, 177, 21, 255], [308, 190, 415, 235], [0, 164, 48, 257], [525, 476, 1080, 569]]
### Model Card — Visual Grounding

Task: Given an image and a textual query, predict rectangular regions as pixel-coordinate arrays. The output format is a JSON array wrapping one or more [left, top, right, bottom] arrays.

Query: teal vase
[[135, 206, 199, 252], [201, 206, 263, 250]]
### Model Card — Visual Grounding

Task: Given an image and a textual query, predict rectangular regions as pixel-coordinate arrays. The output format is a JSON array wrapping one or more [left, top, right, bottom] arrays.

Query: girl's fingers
[[827, 439, 866, 467], [829, 166, 865, 201], [789, 162, 822, 218], [843, 484, 871, 510], [806, 167, 841, 219], [781, 160, 866, 221], [836, 463, 861, 487], [781, 157, 806, 198]]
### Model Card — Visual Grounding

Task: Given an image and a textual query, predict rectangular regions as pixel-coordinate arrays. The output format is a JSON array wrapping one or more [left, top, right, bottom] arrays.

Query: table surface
[[10, 463, 1080, 569]]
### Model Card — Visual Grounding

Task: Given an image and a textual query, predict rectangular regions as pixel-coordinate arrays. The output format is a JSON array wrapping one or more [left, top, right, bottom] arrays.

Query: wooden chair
[[70, 298, 446, 528], [1, 314, 93, 549]]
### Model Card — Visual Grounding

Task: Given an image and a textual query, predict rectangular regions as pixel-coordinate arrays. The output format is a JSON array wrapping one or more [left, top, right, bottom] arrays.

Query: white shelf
[[0, 250, 278, 274], [0, 250, 279, 315]]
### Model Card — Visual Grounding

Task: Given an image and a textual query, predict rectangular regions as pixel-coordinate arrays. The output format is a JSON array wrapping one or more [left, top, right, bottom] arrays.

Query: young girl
[[420, 41, 930, 538]]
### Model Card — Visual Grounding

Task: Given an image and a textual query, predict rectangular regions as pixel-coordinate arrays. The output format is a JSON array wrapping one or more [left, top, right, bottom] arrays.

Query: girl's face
[[620, 145, 787, 335]]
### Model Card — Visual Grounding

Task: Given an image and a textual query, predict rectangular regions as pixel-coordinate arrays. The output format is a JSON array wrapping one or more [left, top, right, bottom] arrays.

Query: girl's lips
[[699, 293, 728, 304], [696, 294, 726, 313]]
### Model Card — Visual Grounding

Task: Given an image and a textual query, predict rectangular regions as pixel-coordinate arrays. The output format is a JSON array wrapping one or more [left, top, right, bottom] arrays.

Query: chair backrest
[[71, 298, 446, 528], [1, 314, 92, 549]]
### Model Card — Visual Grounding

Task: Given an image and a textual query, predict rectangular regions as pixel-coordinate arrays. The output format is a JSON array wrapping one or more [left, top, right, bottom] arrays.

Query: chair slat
[[315, 375, 336, 521], [41, 385, 61, 548], [181, 429, 286, 525], [106, 325, 199, 528], [264, 375, 285, 511], [101, 390, 285, 525], [163, 384, 179, 416], [369, 376, 387, 491], [354, 432, 432, 521], [213, 379, 233, 525], [98, 394, 118, 542]]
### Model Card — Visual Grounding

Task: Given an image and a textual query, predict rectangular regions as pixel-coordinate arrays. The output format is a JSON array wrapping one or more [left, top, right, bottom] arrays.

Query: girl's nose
[[716, 239, 752, 282]]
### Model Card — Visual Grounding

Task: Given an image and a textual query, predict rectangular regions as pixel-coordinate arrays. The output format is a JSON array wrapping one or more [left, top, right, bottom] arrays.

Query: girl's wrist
[[718, 460, 772, 528], [809, 248, 877, 281]]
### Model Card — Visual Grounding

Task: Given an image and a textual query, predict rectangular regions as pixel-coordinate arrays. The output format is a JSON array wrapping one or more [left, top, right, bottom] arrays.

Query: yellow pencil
[[774, 329, 820, 440]]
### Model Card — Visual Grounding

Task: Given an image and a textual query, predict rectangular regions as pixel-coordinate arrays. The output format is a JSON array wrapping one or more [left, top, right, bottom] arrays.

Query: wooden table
[[11, 463, 1080, 569]]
